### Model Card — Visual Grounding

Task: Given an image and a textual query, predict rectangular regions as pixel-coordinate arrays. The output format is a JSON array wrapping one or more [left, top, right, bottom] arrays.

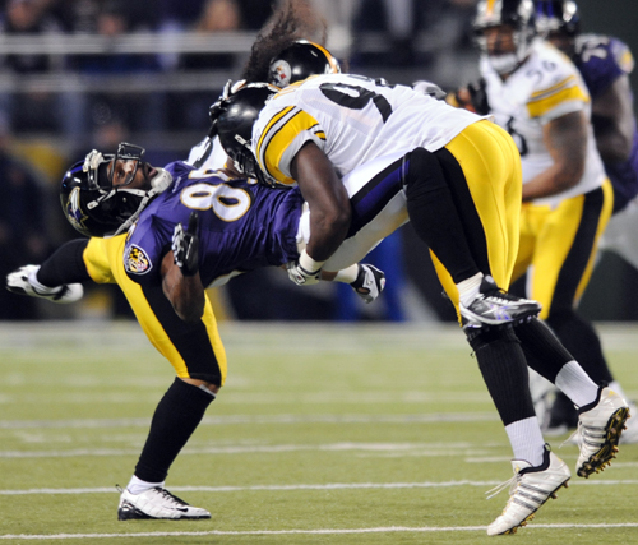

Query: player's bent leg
[[118, 378, 217, 521]]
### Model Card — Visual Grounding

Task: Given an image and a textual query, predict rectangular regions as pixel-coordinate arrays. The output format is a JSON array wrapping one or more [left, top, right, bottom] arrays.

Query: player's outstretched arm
[[163, 212, 205, 322]]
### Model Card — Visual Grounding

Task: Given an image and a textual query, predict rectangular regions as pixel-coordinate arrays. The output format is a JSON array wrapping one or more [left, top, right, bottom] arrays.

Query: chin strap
[[113, 169, 173, 236]]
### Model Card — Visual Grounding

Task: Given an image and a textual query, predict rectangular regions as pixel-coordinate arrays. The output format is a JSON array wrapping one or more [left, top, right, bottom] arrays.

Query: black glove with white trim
[[172, 212, 200, 276], [350, 263, 386, 303]]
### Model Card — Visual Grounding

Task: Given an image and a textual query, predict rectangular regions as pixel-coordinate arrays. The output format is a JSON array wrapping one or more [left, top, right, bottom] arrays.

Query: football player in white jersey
[[209, 51, 630, 535], [471, 0, 634, 434]]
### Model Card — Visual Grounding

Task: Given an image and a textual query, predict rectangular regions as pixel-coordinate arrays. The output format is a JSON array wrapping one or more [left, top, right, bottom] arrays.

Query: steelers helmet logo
[[270, 60, 292, 88], [127, 244, 152, 274]]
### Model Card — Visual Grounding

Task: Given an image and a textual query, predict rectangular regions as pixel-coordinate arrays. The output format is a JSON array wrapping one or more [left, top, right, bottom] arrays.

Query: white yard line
[[0, 442, 494, 458], [2, 523, 638, 540], [0, 412, 498, 429], [2, 479, 638, 495]]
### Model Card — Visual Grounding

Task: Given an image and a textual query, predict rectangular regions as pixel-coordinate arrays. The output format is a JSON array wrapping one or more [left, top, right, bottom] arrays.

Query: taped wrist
[[299, 249, 324, 274]]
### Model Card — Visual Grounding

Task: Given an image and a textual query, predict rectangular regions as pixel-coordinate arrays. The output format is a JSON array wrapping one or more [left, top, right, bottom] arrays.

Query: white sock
[[555, 361, 599, 408], [457, 273, 483, 307], [505, 416, 545, 467], [127, 475, 165, 495]]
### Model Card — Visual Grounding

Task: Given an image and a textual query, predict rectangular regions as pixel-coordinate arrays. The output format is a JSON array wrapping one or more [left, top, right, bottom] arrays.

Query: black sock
[[135, 378, 214, 483], [514, 317, 574, 383], [37, 239, 91, 286], [545, 311, 613, 386], [467, 325, 535, 426], [404, 148, 479, 283]]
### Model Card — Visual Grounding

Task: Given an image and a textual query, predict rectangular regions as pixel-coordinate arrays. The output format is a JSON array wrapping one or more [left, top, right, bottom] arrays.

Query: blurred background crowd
[[0, 0, 636, 322]]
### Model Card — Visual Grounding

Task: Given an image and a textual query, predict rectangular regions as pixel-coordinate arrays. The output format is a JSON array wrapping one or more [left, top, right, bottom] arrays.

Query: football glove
[[412, 80, 447, 100], [350, 263, 386, 304], [449, 79, 490, 115], [172, 212, 200, 276], [287, 249, 323, 286], [6, 264, 83, 303]]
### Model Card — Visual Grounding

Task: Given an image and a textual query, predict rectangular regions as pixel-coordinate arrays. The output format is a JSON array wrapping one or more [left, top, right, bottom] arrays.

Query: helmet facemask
[[61, 143, 171, 237]]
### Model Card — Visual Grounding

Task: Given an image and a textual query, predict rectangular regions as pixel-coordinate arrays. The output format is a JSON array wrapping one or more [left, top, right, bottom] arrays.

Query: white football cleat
[[117, 486, 211, 520], [576, 387, 629, 477], [486, 447, 570, 536], [6, 265, 83, 303]]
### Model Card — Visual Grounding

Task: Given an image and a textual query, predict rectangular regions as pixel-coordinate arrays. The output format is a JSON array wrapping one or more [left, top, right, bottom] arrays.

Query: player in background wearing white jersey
[[463, 0, 638, 447], [209, 40, 629, 534], [530, 0, 638, 437]]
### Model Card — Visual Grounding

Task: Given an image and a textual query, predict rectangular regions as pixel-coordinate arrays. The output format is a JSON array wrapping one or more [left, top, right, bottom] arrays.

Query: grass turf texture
[[1, 321, 637, 544]]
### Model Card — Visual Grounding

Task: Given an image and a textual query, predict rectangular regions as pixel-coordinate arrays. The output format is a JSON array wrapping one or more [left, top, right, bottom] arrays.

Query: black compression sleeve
[[37, 239, 92, 286]]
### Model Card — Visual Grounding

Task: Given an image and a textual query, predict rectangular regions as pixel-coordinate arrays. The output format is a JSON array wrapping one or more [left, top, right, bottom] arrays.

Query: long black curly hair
[[241, 0, 328, 83]]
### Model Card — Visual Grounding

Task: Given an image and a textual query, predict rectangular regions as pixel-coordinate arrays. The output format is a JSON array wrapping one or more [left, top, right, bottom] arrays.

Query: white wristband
[[334, 263, 359, 283], [299, 249, 324, 273]]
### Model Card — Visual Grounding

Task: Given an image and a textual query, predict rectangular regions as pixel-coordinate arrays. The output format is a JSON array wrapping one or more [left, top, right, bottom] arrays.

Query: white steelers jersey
[[481, 39, 606, 206], [251, 73, 483, 186], [187, 135, 228, 171]]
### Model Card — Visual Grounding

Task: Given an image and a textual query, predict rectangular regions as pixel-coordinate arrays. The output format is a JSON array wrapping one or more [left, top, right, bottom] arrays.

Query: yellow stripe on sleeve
[[256, 106, 294, 160], [260, 109, 323, 185], [527, 76, 588, 118]]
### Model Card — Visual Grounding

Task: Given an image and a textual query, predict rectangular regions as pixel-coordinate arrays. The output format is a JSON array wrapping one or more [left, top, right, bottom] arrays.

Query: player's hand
[[6, 264, 83, 303], [172, 212, 200, 277], [350, 263, 386, 304], [287, 249, 323, 286], [452, 79, 489, 115]]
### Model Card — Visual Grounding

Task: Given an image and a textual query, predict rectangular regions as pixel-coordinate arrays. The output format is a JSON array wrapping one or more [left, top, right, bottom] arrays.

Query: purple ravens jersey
[[574, 34, 638, 212], [124, 162, 303, 287]]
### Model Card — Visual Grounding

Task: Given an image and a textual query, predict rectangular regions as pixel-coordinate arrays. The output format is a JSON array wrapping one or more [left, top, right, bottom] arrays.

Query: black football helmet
[[473, 0, 536, 74], [535, 0, 580, 37], [268, 40, 341, 88], [60, 143, 152, 237], [209, 80, 280, 187]]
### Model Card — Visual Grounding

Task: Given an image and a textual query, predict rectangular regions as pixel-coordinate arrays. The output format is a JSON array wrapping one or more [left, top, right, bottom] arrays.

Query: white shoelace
[[485, 474, 518, 500]]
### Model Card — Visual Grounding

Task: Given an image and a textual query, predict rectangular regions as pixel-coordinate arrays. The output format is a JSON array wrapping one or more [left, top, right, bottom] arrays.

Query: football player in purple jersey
[[4, 1, 360, 522], [7, 141, 385, 521]]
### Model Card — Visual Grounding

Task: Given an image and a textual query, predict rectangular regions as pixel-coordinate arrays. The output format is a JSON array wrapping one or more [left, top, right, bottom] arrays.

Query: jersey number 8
[[180, 183, 252, 222]]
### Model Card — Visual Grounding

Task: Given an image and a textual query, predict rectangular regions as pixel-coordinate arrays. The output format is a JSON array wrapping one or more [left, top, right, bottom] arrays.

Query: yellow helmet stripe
[[310, 42, 340, 73]]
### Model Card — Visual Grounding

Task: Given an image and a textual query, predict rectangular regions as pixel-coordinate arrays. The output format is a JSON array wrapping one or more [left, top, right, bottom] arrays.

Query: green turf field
[[1, 321, 637, 544]]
